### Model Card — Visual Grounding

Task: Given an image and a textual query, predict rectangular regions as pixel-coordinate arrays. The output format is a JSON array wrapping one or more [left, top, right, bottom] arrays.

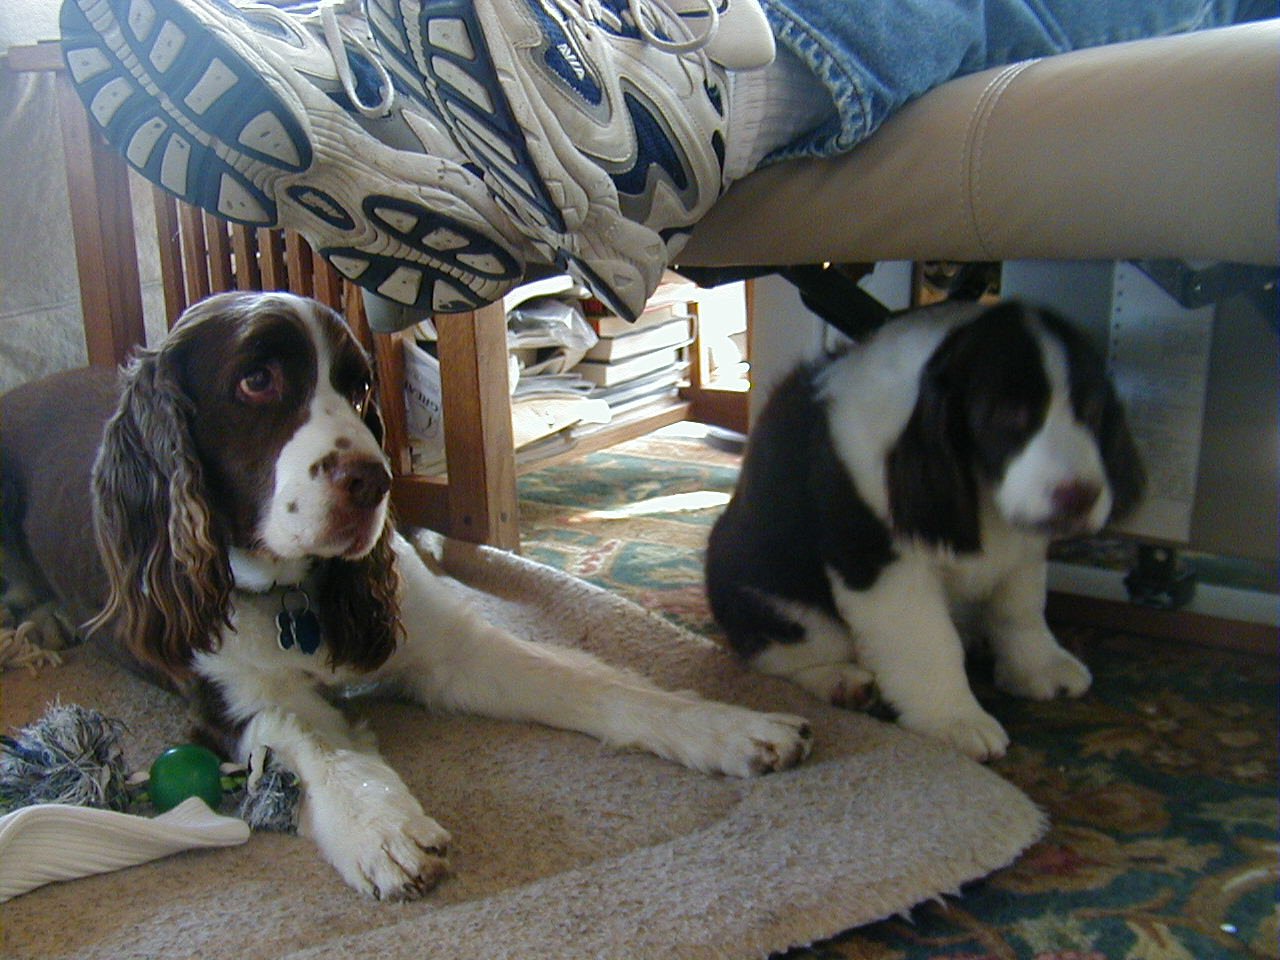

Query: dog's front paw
[[665, 704, 813, 777], [996, 647, 1092, 701], [901, 706, 1009, 762], [737, 711, 815, 775], [301, 751, 452, 901], [345, 810, 452, 902]]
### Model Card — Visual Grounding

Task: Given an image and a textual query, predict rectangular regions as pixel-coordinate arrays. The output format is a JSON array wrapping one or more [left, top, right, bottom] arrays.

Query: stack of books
[[404, 274, 611, 474], [574, 300, 694, 414]]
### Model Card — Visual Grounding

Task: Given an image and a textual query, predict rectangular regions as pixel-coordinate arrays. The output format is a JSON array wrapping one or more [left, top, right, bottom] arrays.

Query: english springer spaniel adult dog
[[706, 301, 1145, 761], [0, 291, 811, 900]]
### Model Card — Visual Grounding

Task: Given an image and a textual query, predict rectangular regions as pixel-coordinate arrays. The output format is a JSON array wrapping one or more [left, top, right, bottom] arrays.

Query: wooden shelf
[[515, 395, 693, 473], [392, 394, 692, 489]]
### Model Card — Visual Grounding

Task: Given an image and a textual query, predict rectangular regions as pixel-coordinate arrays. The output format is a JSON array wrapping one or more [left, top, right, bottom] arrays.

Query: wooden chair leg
[[436, 304, 520, 551]]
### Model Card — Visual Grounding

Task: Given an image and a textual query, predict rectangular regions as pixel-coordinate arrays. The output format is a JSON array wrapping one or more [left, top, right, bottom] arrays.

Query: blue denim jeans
[[760, 0, 1274, 162]]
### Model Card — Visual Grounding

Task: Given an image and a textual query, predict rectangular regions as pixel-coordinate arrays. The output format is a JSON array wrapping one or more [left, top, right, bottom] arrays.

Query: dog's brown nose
[[333, 457, 391, 510], [1052, 481, 1100, 518]]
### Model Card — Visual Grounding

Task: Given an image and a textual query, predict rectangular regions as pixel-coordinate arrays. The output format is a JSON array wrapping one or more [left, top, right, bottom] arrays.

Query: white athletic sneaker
[[60, 0, 530, 313], [366, 0, 776, 319]]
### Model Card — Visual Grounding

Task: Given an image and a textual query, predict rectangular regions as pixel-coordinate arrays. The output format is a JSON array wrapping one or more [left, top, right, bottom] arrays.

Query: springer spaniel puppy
[[706, 301, 1146, 761], [0, 291, 811, 900]]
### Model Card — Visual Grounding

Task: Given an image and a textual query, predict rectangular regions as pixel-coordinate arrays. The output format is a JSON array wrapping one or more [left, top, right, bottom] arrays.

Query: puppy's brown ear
[[1035, 308, 1148, 523], [88, 347, 232, 683], [1097, 387, 1146, 522], [887, 371, 981, 553]]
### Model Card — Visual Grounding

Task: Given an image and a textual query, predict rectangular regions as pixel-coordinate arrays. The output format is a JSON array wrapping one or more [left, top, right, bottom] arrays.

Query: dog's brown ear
[[361, 383, 385, 446], [88, 347, 233, 683], [315, 519, 402, 674]]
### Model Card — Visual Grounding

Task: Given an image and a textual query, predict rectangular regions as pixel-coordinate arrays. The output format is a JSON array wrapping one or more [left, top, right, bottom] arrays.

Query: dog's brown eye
[[237, 363, 283, 404], [350, 380, 373, 416]]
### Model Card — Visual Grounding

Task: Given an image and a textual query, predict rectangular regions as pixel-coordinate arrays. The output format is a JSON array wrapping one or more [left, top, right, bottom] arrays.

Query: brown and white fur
[[706, 301, 1146, 761], [0, 291, 811, 900]]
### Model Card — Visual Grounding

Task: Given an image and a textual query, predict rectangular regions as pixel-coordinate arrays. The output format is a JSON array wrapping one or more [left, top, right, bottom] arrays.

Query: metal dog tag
[[276, 589, 322, 655]]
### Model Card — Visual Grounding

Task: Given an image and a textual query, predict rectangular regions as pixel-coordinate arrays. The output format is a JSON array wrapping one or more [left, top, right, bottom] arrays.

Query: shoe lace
[[316, 0, 395, 118], [557, 0, 720, 56]]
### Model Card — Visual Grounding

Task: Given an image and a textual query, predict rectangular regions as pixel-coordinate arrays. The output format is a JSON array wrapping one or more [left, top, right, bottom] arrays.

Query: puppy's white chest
[[936, 522, 1044, 605]]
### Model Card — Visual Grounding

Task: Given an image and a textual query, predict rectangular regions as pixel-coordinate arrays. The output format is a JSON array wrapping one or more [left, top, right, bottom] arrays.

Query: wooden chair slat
[[258, 228, 288, 290], [204, 212, 234, 291], [232, 224, 262, 291], [285, 231, 313, 297], [151, 187, 187, 327], [312, 249, 342, 309], [179, 203, 211, 302], [53, 74, 144, 365]]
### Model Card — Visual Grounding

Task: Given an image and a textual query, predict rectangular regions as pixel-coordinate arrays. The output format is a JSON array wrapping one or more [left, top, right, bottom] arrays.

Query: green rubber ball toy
[[149, 744, 223, 813]]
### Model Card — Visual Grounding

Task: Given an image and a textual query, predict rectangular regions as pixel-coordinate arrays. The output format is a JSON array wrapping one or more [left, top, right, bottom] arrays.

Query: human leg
[[366, 0, 784, 319], [59, 0, 1266, 319], [361, 0, 1262, 315], [758, 0, 1268, 164]]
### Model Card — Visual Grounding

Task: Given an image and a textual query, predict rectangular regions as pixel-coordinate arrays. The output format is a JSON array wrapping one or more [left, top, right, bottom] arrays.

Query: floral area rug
[[517, 428, 1278, 960]]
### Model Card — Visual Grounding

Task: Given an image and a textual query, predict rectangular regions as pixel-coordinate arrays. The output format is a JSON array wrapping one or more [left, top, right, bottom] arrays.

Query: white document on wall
[[1105, 262, 1214, 544]]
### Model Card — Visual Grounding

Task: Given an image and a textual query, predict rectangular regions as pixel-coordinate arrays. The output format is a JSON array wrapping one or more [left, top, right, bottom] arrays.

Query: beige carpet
[[1, 532, 1045, 960]]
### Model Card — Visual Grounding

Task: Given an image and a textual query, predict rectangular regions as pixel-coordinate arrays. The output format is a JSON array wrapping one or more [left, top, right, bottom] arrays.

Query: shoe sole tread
[[409, 0, 661, 318], [61, 0, 523, 312]]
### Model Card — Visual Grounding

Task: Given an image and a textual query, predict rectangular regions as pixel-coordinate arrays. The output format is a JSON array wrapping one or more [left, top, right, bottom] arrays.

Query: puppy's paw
[[790, 662, 879, 711], [737, 711, 815, 775], [664, 704, 813, 778], [902, 706, 1009, 762], [996, 648, 1092, 701]]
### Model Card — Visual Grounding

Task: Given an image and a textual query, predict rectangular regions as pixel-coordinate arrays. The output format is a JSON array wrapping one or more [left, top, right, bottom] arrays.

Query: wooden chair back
[[150, 193, 350, 324], [6, 41, 521, 547]]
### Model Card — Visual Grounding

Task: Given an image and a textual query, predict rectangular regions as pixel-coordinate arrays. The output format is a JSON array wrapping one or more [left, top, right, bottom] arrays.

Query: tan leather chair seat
[[679, 21, 1279, 270]]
